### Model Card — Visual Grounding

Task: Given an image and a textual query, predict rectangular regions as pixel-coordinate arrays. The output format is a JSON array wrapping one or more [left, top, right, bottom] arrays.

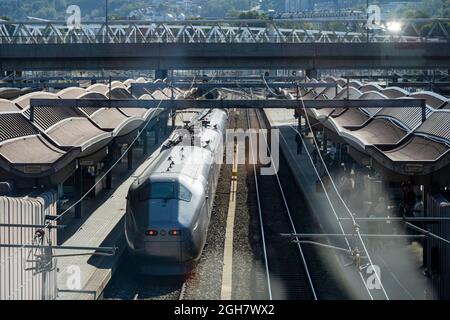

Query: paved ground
[[56, 138, 164, 300]]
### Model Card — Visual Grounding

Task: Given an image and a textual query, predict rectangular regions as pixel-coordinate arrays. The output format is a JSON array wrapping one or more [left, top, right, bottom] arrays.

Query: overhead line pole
[[105, 0, 109, 38]]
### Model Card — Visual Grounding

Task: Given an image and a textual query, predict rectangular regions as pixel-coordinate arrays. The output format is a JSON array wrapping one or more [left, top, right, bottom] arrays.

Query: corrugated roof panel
[[358, 91, 387, 116], [109, 87, 133, 99], [24, 106, 85, 131], [376, 107, 433, 131], [336, 79, 347, 87], [384, 136, 448, 162], [58, 87, 87, 99], [316, 85, 342, 100], [78, 92, 109, 117], [14, 92, 58, 110], [360, 83, 383, 93], [0, 113, 38, 143], [381, 87, 409, 98], [349, 119, 407, 146], [415, 111, 450, 142], [334, 87, 362, 100], [0, 99, 20, 112], [409, 91, 448, 109], [111, 81, 127, 90], [87, 84, 109, 95], [346, 80, 363, 89], [0, 88, 21, 100]]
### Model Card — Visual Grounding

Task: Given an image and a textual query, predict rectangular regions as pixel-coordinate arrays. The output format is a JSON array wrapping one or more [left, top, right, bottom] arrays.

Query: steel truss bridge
[[1, 19, 449, 44], [0, 19, 450, 44], [0, 19, 449, 71]]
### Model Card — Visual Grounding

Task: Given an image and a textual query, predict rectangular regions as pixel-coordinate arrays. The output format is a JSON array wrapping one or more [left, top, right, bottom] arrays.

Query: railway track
[[103, 107, 346, 300], [103, 113, 234, 301], [246, 108, 317, 300], [102, 254, 186, 300]]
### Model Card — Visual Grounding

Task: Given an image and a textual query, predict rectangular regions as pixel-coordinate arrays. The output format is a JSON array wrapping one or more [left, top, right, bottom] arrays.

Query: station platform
[[264, 108, 433, 300], [55, 140, 163, 300], [53, 111, 195, 300]]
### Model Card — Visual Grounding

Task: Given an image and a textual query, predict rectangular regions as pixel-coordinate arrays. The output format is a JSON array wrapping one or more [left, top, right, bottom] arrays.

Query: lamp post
[[105, 0, 109, 40], [105, 0, 109, 29], [366, 0, 369, 43]]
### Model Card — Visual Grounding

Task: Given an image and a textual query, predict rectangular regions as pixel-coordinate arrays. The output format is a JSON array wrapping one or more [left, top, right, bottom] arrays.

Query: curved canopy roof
[[296, 76, 450, 175]]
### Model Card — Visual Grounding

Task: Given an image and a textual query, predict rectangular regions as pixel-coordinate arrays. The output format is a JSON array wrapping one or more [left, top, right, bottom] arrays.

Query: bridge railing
[[0, 19, 448, 44]]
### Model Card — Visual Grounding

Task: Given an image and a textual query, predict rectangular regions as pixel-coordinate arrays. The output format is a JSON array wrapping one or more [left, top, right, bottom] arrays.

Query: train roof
[[151, 145, 214, 180], [137, 109, 227, 184]]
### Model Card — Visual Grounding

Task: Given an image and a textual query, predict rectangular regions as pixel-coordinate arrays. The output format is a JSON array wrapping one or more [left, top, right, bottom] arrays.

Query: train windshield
[[147, 182, 192, 202]]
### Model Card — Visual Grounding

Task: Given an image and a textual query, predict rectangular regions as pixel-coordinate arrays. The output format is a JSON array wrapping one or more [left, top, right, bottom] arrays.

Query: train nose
[[143, 228, 184, 262]]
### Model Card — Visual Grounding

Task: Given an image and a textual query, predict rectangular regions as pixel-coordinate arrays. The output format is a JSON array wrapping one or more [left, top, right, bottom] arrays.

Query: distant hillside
[[0, 0, 447, 21], [0, 0, 160, 21], [0, 0, 269, 20]]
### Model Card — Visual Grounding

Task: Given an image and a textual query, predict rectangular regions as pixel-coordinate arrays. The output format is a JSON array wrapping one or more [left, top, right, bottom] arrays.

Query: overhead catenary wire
[[1, 99, 166, 300], [262, 78, 442, 299], [4, 104, 163, 300], [2, 75, 202, 299], [278, 128, 374, 300], [296, 83, 390, 300], [245, 109, 273, 300], [217, 84, 380, 299], [251, 108, 318, 300], [261, 74, 377, 298], [260, 76, 356, 250]]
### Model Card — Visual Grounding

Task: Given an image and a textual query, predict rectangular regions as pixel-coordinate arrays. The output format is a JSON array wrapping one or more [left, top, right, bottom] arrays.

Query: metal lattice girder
[[2, 76, 308, 83], [29, 98, 426, 118], [130, 82, 337, 91], [387, 82, 450, 88], [3, 75, 131, 82], [0, 19, 448, 44], [0, 82, 81, 89], [167, 76, 310, 82]]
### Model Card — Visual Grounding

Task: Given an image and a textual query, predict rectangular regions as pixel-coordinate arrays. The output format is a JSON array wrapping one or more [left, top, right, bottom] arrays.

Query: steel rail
[[278, 125, 375, 300], [297, 89, 390, 300], [250, 108, 318, 300], [245, 109, 273, 300]]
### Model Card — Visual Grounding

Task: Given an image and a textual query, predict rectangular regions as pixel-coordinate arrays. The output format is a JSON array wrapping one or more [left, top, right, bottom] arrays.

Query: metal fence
[[426, 193, 450, 299], [0, 191, 58, 300]]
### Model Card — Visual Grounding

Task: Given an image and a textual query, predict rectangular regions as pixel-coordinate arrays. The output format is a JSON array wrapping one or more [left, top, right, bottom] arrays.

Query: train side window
[[178, 184, 192, 202]]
